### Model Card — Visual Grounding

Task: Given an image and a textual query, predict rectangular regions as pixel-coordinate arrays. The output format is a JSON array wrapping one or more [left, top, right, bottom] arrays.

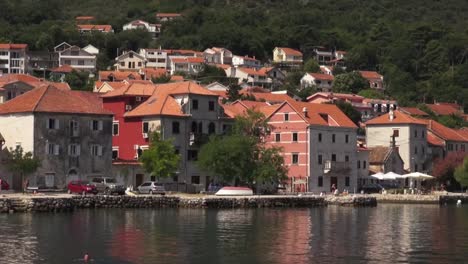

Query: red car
[[0, 179, 9, 190], [67, 180, 98, 195]]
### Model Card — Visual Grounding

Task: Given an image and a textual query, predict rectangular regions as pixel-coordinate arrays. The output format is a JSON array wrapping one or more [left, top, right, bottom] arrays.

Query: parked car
[[91, 177, 126, 195], [0, 178, 9, 190], [359, 183, 384, 194], [137, 181, 165, 195], [67, 180, 98, 195]]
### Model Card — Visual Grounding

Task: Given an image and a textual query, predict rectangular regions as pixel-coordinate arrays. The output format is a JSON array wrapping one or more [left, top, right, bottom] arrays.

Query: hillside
[[2, 0, 468, 109]]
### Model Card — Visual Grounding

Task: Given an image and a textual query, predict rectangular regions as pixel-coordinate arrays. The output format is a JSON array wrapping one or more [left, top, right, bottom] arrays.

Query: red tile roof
[[77, 24, 113, 32], [399, 107, 429, 116], [50, 64, 74, 73], [426, 103, 461, 116], [359, 71, 383, 79], [0, 85, 112, 115], [456, 128, 468, 140], [421, 119, 467, 142], [156, 13, 182, 18], [101, 83, 157, 98], [170, 75, 184, 82], [171, 57, 205, 64], [141, 68, 167, 79], [99, 71, 142, 81], [240, 91, 294, 103], [306, 92, 364, 103], [308, 73, 334, 81], [0, 74, 70, 91], [237, 67, 267, 76], [427, 132, 445, 147], [365, 110, 426, 125], [0, 43, 28, 50], [277, 47, 302, 56], [76, 16, 95, 20]]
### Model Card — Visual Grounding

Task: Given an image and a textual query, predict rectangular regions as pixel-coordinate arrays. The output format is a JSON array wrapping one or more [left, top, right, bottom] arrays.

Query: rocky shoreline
[[1, 194, 467, 213]]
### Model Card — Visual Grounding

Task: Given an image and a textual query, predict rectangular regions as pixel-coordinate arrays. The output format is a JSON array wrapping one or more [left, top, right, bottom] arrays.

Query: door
[[45, 173, 55, 188], [205, 176, 210, 191], [330, 177, 338, 192], [135, 174, 144, 188]]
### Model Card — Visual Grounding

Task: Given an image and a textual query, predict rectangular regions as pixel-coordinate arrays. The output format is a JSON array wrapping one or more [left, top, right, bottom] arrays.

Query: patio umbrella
[[403, 172, 435, 181], [384, 171, 403, 180], [369, 172, 385, 180]]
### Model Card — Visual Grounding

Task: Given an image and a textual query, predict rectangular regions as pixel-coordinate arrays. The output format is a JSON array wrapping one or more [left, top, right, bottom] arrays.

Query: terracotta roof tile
[[0, 44, 28, 49], [399, 107, 429, 116], [170, 75, 184, 82], [427, 132, 445, 147], [240, 91, 293, 103], [308, 73, 334, 81], [77, 24, 113, 32], [99, 71, 142, 81], [76, 16, 95, 20], [0, 85, 112, 115], [366, 110, 426, 126], [421, 119, 468, 142], [306, 92, 364, 103], [101, 82, 157, 98], [237, 67, 267, 76], [368, 146, 391, 163], [50, 64, 74, 73], [156, 13, 182, 18], [141, 68, 167, 79], [359, 71, 383, 79], [426, 104, 461, 116], [277, 47, 302, 56]]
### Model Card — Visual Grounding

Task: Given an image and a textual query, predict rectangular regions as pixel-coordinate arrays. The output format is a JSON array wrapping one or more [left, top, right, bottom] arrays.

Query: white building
[[123, 20, 161, 39], [0, 44, 28, 74], [300, 73, 334, 91], [225, 67, 272, 86], [169, 57, 205, 75], [56, 43, 96, 72], [232, 55, 261, 68], [203, 47, 233, 65], [139, 48, 168, 69], [115, 51, 146, 71], [366, 110, 429, 172]]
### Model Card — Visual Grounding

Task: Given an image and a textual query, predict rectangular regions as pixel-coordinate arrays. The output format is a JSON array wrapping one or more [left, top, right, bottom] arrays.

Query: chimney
[[302, 107, 308, 117], [389, 108, 394, 121]]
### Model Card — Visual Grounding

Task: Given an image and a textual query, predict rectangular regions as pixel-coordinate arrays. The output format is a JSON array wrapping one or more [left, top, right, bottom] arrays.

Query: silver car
[[137, 181, 166, 195], [91, 177, 126, 195]]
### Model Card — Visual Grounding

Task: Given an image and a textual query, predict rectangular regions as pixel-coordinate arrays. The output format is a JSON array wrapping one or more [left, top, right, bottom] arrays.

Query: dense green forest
[[2, 0, 468, 109]]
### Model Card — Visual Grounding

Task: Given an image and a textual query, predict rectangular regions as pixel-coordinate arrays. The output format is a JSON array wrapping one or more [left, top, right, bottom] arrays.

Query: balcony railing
[[323, 160, 351, 174]]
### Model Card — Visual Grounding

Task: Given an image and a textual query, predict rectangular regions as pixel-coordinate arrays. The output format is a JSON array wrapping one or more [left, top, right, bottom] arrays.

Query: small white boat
[[215, 187, 253, 196]]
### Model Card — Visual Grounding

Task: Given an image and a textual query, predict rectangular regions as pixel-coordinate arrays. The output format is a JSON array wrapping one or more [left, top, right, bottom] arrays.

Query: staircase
[[9, 198, 28, 212]]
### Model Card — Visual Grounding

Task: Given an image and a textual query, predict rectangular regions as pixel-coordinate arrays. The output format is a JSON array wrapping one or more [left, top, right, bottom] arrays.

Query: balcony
[[323, 160, 351, 174]]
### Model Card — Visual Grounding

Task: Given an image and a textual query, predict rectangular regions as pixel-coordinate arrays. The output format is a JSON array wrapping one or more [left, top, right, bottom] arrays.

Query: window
[[318, 176, 323, 187], [332, 134, 336, 143], [120, 62, 125, 66], [68, 144, 80, 157], [414, 146, 418, 154], [192, 99, 198, 110], [208, 101, 215, 111], [357, 160, 361, 169], [78, 60, 84, 65], [422, 131, 425, 138], [64, 60, 71, 65], [112, 149, 118, 160], [46, 143, 59, 155], [90, 120, 103, 131], [415, 164, 418, 171], [318, 155, 322, 165], [462, 145, 466, 152], [448, 144, 453, 151], [363, 161, 367, 169], [208, 122, 215, 134], [422, 146, 425, 155], [393, 129, 399, 137], [318, 133, 322, 142], [70, 120, 79, 137], [331, 154, 336, 162], [345, 155, 349, 162], [187, 150, 198, 161], [345, 176, 350, 187], [292, 153, 299, 165], [172, 122, 180, 134], [284, 113, 289, 121], [138, 62, 142, 67], [275, 133, 281, 142], [191, 176, 200, 184], [91, 145, 103, 156], [292, 132, 298, 142], [345, 134, 349, 143], [142, 122, 149, 133], [414, 130, 417, 138], [112, 122, 119, 136], [47, 118, 59, 129]]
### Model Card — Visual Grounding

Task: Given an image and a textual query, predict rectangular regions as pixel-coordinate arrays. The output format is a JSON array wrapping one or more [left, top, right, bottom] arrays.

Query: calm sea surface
[[0, 204, 467, 264]]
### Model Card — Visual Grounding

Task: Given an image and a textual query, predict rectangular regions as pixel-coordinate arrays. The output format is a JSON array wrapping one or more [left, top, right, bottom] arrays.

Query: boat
[[215, 186, 253, 196]]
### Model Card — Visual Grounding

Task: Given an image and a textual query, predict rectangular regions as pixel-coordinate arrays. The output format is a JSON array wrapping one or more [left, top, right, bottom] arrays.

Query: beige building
[[273, 47, 303, 64], [115, 51, 146, 71], [366, 110, 429, 172]]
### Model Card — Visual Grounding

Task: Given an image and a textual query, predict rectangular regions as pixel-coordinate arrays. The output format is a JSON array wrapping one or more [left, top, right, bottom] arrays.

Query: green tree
[[358, 89, 386, 99], [455, 157, 468, 190], [303, 58, 320, 73], [65, 70, 91, 91], [140, 132, 180, 179], [152, 74, 172, 84], [6, 146, 40, 192], [195, 64, 227, 84], [198, 110, 287, 187], [332, 72, 369, 94], [226, 83, 241, 102], [333, 101, 362, 125]]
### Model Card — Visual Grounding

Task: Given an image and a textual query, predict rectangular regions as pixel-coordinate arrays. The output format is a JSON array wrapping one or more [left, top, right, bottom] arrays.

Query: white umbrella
[[369, 172, 385, 180], [403, 172, 434, 181], [384, 171, 404, 180]]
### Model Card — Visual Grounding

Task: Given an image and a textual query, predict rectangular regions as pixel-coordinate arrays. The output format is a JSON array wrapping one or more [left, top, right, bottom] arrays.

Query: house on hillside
[[359, 71, 384, 90], [0, 43, 28, 74], [300, 73, 334, 91], [115, 51, 146, 71], [232, 55, 261, 68], [75, 16, 95, 24], [77, 24, 114, 34], [56, 45, 96, 72], [204, 47, 233, 65], [140, 48, 168, 69], [169, 57, 205, 75], [0, 85, 113, 190], [421, 119, 468, 159], [123, 20, 161, 39], [156, 13, 182, 22], [426, 103, 463, 116], [273, 47, 303, 65]]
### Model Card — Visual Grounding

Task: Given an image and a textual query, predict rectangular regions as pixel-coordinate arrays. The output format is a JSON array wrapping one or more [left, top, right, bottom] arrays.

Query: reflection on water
[[0, 205, 468, 263]]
